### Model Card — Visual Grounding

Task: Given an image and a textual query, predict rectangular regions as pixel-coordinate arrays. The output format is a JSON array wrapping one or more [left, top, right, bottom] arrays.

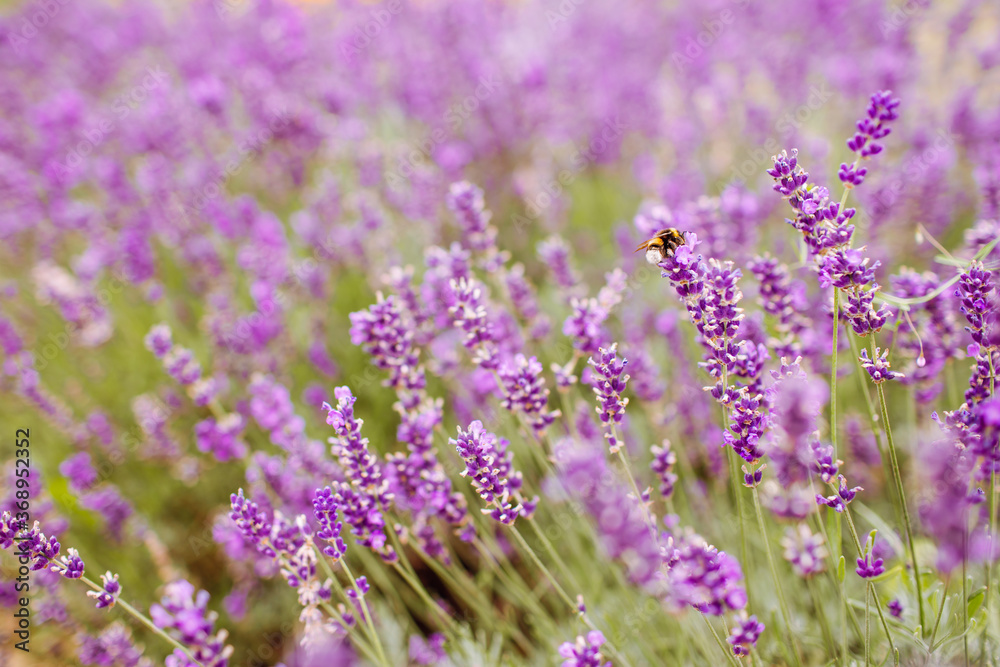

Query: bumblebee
[[634, 228, 685, 265]]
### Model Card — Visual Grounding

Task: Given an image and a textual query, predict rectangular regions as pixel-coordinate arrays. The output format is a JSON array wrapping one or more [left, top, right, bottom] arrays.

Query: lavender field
[[2, 0, 1000, 665]]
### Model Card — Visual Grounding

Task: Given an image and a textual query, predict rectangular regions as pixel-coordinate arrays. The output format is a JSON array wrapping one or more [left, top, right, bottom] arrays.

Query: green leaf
[[968, 588, 986, 620], [838, 555, 846, 583]]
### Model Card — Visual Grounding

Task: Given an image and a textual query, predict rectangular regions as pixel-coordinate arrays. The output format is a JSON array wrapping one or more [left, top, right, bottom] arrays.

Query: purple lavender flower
[[888, 598, 903, 618], [194, 414, 247, 462], [956, 261, 998, 404], [229, 490, 275, 558], [409, 633, 447, 665], [312, 486, 347, 562], [817, 475, 863, 513], [452, 421, 525, 525], [650, 440, 678, 499], [78, 622, 149, 667], [856, 547, 886, 579], [843, 90, 901, 165], [781, 524, 828, 577], [588, 344, 630, 453], [498, 354, 560, 434], [557, 631, 610, 667], [144, 323, 173, 358], [324, 386, 383, 493], [666, 531, 747, 615], [332, 483, 396, 562], [727, 615, 765, 656], [449, 277, 500, 369], [247, 374, 307, 450], [349, 293, 425, 401], [564, 297, 610, 357], [151, 580, 233, 667], [860, 347, 904, 384], [86, 571, 122, 609], [723, 389, 767, 464], [447, 181, 498, 260], [161, 346, 203, 386], [538, 235, 581, 293], [60, 452, 98, 492], [555, 440, 661, 587]]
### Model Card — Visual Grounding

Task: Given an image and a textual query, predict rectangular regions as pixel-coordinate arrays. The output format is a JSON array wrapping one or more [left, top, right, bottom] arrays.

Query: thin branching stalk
[[871, 336, 926, 634], [750, 486, 803, 666], [77, 575, 202, 666], [341, 559, 391, 667]]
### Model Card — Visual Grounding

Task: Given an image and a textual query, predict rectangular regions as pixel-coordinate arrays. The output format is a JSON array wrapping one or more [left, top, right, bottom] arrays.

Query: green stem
[[872, 338, 926, 635], [701, 614, 741, 667], [846, 331, 898, 519], [341, 560, 391, 667], [831, 288, 840, 455], [929, 579, 949, 648], [76, 575, 201, 666], [319, 601, 381, 665], [866, 582, 872, 667], [986, 353, 997, 664], [843, 507, 899, 661], [508, 525, 634, 667], [806, 575, 838, 660], [750, 487, 802, 666], [721, 367, 751, 610], [524, 515, 584, 594]]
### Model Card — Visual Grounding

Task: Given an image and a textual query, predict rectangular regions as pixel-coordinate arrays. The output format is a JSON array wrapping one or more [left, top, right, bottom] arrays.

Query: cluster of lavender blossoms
[[6, 0, 1000, 663]]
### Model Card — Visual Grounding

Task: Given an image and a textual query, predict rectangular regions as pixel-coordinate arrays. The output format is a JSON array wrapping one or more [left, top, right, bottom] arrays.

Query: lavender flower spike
[[860, 347, 904, 384], [151, 580, 234, 667], [558, 631, 611, 667], [588, 344, 630, 453], [451, 420, 525, 525]]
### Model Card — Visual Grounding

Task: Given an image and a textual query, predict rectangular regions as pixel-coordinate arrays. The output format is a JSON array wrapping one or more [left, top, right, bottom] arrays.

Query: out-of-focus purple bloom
[[161, 346, 203, 387], [781, 524, 827, 577], [650, 440, 677, 499], [888, 598, 903, 618], [447, 181, 503, 271], [665, 531, 747, 616], [144, 323, 173, 358], [727, 614, 765, 656], [538, 235, 581, 294], [194, 414, 247, 462], [151, 580, 233, 667], [78, 622, 150, 667], [558, 631, 610, 667], [555, 439, 661, 587], [60, 452, 98, 492], [409, 632, 447, 665], [349, 293, 425, 402]]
